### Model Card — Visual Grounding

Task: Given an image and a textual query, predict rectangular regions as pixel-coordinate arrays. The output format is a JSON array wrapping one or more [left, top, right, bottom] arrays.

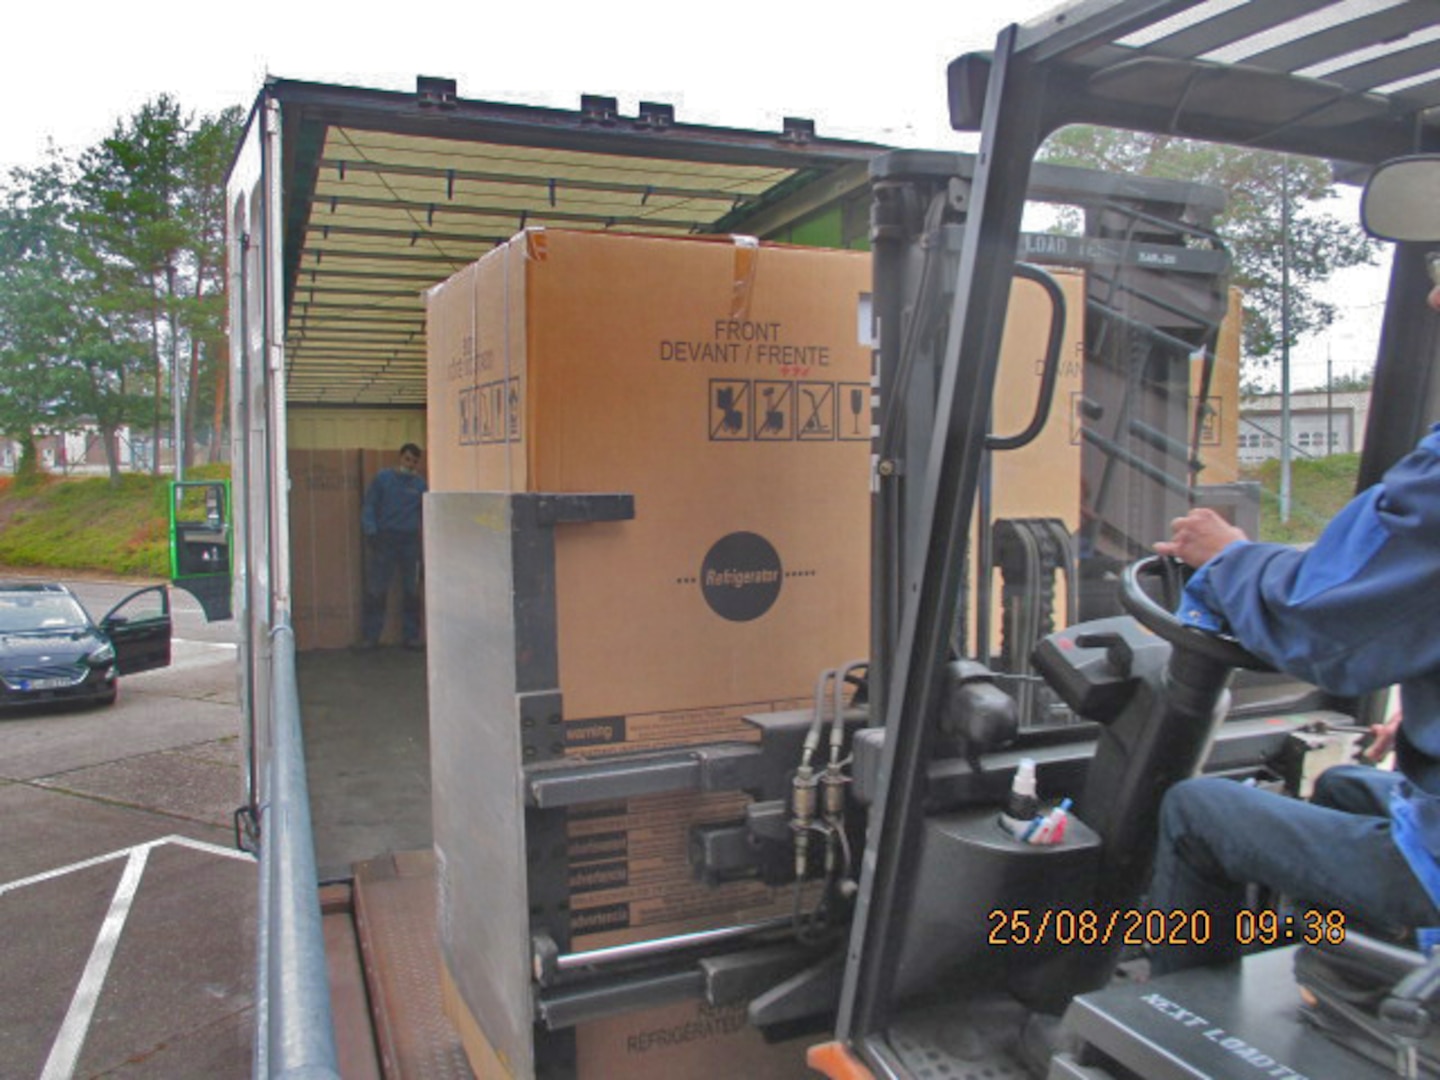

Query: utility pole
[[1326, 344, 1333, 458], [1280, 156, 1292, 524]]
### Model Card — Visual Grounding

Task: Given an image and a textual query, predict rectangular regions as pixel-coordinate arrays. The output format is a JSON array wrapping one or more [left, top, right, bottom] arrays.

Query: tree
[[74, 96, 190, 476], [0, 158, 74, 482], [1039, 128, 1376, 366], [0, 95, 240, 487], [176, 107, 243, 468], [0, 156, 152, 485], [70, 97, 242, 476], [1300, 370, 1373, 394]]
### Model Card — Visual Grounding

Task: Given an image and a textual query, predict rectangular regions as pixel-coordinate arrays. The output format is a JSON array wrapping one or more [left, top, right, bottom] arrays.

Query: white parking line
[[39, 846, 150, 1080], [2, 835, 254, 1079], [0, 833, 251, 898]]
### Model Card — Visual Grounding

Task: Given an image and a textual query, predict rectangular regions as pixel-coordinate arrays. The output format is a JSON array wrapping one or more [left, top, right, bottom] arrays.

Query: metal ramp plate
[[352, 851, 475, 1079]]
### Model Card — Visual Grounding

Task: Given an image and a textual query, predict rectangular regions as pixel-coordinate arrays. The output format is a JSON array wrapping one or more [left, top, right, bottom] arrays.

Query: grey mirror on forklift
[[1362, 154, 1440, 242]]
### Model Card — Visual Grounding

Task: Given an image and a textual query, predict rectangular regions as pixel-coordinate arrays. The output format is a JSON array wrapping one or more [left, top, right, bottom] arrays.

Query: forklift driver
[[1145, 174, 1440, 975]]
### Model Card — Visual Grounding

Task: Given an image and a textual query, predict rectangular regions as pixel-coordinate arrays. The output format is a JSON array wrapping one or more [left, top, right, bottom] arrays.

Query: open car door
[[101, 585, 173, 676], [169, 480, 232, 622]]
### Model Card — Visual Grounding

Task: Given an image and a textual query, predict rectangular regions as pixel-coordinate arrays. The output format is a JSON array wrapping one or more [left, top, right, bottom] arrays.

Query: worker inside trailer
[[1145, 155, 1440, 976]]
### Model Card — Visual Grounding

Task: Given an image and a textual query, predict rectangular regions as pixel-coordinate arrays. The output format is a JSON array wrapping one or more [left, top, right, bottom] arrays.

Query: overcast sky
[[3, 0, 1387, 383], [3, 1, 1063, 170]]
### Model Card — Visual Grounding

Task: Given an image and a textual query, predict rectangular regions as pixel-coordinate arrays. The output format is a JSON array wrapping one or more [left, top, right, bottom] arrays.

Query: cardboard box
[[286, 448, 429, 649], [289, 449, 365, 650], [426, 229, 874, 744], [1189, 286, 1244, 485], [441, 960, 813, 1080], [575, 997, 811, 1080]]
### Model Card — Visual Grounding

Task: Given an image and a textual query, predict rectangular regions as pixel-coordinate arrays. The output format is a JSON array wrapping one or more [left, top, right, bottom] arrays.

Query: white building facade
[[1238, 390, 1371, 465]]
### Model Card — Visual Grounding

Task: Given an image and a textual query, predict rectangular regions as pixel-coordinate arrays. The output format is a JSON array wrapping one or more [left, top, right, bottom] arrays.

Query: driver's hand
[[1364, 711, 1402, 763], [1154, 508, 1247, 569]]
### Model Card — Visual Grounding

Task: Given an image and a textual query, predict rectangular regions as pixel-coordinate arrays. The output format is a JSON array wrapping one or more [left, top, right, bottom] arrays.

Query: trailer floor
[[297, 645, 434, 880], [298, 647, 477, 1077]]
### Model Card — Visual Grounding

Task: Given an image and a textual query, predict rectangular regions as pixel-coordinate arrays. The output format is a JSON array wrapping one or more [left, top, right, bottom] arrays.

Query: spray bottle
[[1000, 757, 1039, 838]]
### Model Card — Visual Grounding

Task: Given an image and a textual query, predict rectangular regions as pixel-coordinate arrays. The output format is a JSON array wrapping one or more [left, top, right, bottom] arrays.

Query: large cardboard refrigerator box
[[427, 227, 874, 748]]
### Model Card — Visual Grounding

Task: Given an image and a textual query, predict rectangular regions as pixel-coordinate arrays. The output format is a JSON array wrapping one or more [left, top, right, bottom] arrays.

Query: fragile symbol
[[839, 382, 868, 441], [711, 380, 751, 441]]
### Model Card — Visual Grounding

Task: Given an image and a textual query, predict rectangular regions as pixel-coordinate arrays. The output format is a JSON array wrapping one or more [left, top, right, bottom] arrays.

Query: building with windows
[[0, 427, 201, 475], [1237, 390, 1371, 464]]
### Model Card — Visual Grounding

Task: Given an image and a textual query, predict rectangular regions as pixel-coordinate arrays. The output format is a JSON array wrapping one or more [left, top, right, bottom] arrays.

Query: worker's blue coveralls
[[1149, 424, 1440, 973], [360, 466, 427, 646]]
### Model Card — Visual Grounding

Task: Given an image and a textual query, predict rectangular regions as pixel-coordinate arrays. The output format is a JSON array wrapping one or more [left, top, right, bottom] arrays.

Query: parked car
[[0, 582, 173, 709]]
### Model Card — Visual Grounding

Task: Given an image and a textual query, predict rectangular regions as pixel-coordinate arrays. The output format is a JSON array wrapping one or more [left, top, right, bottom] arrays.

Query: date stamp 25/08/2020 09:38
[[986, 907, 1347, 949]]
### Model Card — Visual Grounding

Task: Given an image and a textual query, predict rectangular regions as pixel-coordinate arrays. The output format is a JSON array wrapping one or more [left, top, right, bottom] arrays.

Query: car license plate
[[22, 677, 74, 691]]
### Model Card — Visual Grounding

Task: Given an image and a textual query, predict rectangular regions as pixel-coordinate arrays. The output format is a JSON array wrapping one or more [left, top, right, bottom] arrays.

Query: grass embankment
[[0, 455, 1354, 579], [1246, 452, 1361, 546], [0, 465, 230, 578]]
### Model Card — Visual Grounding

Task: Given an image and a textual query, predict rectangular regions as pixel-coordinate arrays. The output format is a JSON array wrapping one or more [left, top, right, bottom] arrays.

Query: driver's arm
[[1174, 425, 1440, 696]]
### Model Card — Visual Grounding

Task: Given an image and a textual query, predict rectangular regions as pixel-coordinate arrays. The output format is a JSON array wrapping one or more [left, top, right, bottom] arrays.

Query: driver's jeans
[[1148, 766, 1440, 975]]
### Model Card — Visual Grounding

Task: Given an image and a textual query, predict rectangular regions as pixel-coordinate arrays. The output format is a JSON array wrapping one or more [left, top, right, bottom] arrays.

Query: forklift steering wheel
[[1120, 555, 1275, 672]]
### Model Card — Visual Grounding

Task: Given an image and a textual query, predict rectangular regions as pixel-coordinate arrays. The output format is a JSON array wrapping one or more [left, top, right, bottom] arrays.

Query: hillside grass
[[0, 464, 230, 578], [1246, 451, 1361, 546], [0, 454, 1354, 579]]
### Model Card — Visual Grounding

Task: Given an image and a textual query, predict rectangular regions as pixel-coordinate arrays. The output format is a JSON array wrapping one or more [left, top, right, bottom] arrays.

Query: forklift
[[220, 4, 1440, 1077], [805, 2, 1440, 1078], [420, 3, 1440, 1075]]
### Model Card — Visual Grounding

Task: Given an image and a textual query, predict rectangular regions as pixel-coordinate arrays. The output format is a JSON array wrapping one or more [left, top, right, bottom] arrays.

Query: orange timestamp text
[[987, 907, 1346, 947]]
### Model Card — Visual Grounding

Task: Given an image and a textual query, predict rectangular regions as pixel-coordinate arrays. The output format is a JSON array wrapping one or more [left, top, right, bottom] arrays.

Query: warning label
[[797, 382, 834, 440], [754, 381, 793, 440], [710, 380, 751, 441], [710, 379, 868, 442], [571, 902, 631, 936], [458, 376, 521, 445], [566, 715, 628, 749]]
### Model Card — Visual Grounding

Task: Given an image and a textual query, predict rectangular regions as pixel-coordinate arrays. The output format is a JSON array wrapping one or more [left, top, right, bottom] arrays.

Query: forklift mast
[[837, 0, 1440, 1069]]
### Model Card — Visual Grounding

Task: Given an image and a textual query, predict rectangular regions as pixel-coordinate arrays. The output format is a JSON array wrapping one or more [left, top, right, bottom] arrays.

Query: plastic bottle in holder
[[1000, 757, 1039, 837]]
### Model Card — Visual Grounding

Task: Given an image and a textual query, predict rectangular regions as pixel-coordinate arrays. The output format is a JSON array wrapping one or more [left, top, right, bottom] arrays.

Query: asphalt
[[0, 575, 253, 1079]]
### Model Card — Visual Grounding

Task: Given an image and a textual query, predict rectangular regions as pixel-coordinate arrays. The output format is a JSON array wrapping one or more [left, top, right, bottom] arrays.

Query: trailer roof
[[241, 78, 886, 407], [961, 0, 1440, 163]]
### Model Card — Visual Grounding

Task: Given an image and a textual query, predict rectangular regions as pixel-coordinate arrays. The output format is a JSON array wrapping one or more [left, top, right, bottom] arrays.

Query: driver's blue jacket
[[1180, 423, 1440, 907]]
